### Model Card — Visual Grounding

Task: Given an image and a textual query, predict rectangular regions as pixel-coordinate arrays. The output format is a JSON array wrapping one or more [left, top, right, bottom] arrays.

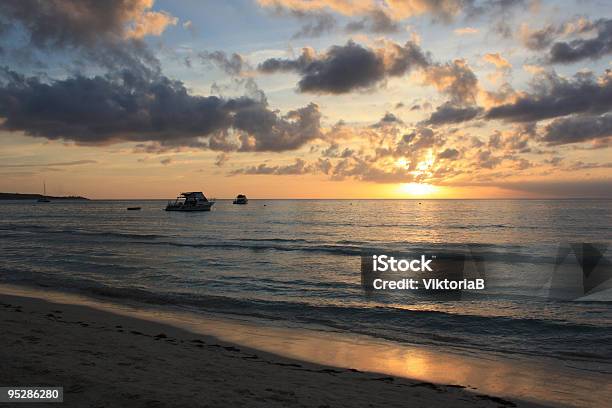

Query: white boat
[[233, 194, 248, 205], [165, 192, 214, 212]]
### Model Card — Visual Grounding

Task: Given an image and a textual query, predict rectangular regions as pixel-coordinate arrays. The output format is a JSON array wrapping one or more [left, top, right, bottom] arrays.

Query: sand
[[0, 293, 545, 408]]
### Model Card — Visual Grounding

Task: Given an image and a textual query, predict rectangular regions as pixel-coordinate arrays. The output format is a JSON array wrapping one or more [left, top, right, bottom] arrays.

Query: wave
[[0, 223, 164, 240], [3, 276, 611, 366], [1, 223, 557, 264]]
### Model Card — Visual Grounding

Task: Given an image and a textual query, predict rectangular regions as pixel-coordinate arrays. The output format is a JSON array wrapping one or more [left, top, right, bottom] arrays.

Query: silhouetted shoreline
[[0, 192, 89, 200]]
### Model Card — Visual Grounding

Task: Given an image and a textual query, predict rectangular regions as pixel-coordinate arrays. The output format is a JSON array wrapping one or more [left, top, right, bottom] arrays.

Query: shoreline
[[0, 287, 552, 408]]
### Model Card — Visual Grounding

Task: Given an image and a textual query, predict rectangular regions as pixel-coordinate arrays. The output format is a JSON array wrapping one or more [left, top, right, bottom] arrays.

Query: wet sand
[[0, 291, 546, 408]]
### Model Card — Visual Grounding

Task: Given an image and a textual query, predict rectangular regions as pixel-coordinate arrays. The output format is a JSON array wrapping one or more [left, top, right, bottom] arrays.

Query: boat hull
[[165, 203, 214, 211]]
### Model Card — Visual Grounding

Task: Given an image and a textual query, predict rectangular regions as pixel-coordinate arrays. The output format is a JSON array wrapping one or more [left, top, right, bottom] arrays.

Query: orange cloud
[[454, 27, 479, 35], [124, 0, 177, 39], [483, 53, 511, 70], [257, 0, 465, 21]]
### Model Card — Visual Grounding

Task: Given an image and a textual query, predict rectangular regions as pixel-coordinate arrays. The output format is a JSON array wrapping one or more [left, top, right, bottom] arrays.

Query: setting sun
[[399, 183, 437, 196]]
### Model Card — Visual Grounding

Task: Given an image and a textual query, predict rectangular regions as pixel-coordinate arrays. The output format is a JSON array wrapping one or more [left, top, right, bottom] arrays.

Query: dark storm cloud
[[0, 0, 171, 48], [234, 103, 322, 152], [543, 113, 612, 146], [258, 48, 316, 73], [258, 40, 430, 94], [425, 102, 483, 125], [258, 40, 479, 101], [549, 19, 612, 63], [0, 69, 322, 152], [0, 0, 177, 74], [485, 71, 612, 123], [519, 18, 612, 64]]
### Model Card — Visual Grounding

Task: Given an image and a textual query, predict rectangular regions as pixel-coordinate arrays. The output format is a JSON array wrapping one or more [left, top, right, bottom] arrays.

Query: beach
[[0, 291, 545, 408]]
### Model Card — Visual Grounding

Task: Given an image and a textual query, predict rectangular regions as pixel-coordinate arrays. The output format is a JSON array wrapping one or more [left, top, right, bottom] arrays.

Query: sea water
[[1, 199, 611, 376]]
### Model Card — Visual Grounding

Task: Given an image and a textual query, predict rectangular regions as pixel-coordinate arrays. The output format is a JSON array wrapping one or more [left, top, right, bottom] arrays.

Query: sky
[[0, 0, 611, 199]]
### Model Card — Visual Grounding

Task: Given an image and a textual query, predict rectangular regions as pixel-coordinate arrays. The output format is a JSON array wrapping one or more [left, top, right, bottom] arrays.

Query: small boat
[[127, 207, 141, 211], [165, 192, 214, 212], [37, 181, 50, 203], [233, 194, 248, 205]]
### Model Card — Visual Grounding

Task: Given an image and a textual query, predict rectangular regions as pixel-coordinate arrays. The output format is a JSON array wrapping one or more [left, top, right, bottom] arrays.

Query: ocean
[[1, 199, 611, 376]]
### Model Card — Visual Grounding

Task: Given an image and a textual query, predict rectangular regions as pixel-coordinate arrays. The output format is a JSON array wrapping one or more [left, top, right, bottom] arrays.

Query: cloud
[[519, 18, 612, 64], [566, 161, 612, 171], [291, 11, 337, 38], [425, 102, 483, 126], [493, 179, 612, 198], [487, 126, 532, 153], [483, 53, 511, 70], [257, 0, 461, 21], [0, 0, 176, 47], [259, 40, 480, 102], [476, 150, 503, 169], [372, 112, 404, 127], [258, 40, 430, 94], [0, 0, 177, 76], [0, 160, 97, 168], [235, 102, 322, 151], [258, 0, 527, 24], [518, 23, 558, 50], [198, 51, 249, 76], [125, 6, 177, 39], [543, 113, 612, 145], [231, 158, 311, 175], [0, 68, 322, 152], [422, 59, 479, 104], [454, 27, 478, 35], [486, 70, 612, 123], [519, 18, 597, 51], [214, 153, 230, 167], [327, 156, 417, 183], [438, 148, 460, 160], [549, 19, 612, 63], [345, 9, 400, 33]]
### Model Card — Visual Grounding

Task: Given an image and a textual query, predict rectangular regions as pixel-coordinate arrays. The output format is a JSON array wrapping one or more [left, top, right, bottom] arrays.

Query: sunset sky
[[0, 0, 611, 199]]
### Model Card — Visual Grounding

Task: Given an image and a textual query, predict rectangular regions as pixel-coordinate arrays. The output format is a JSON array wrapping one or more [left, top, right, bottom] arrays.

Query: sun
[[399, 183, 436, 196]]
